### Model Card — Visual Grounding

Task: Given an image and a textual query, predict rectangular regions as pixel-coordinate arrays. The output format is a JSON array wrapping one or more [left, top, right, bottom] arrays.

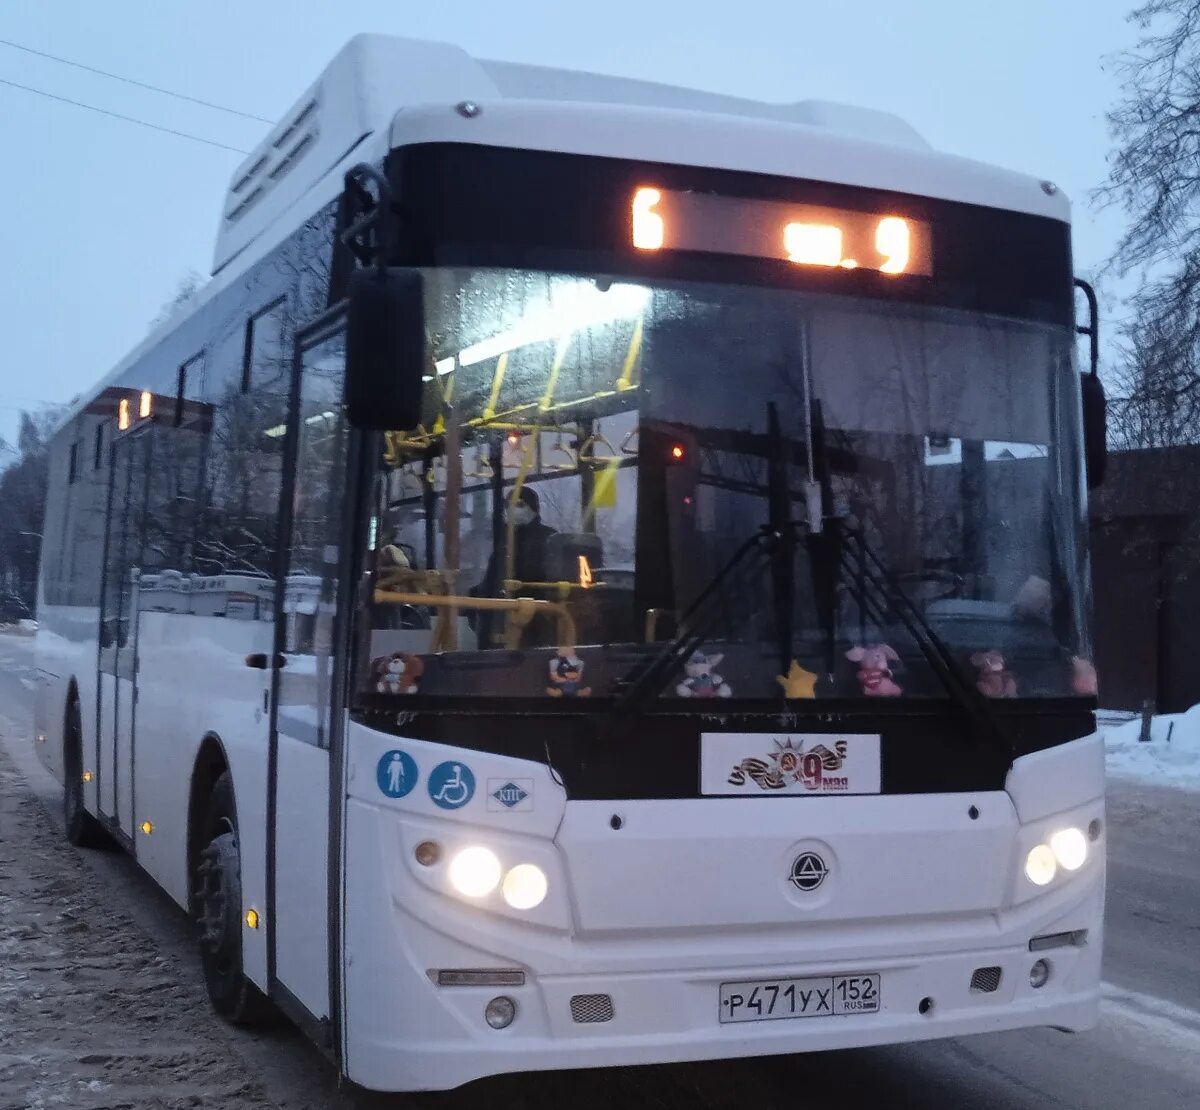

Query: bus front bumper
[[343, 908, 1102, 1092]]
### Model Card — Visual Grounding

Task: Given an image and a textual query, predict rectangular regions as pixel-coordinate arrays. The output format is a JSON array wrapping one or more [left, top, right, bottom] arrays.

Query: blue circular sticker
[[376, 750, 418, 799], [428, 761, 475, 810]]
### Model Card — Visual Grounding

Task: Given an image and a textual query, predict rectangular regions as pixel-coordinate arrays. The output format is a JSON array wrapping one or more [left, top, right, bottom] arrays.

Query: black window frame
[[176, 351, 205, 427], [242, 297, 288, 394]]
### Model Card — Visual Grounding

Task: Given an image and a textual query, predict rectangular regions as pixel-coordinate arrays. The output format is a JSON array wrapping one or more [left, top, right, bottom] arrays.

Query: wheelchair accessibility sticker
[[376, 750, 418, 799], [428, 761, 476, 810]]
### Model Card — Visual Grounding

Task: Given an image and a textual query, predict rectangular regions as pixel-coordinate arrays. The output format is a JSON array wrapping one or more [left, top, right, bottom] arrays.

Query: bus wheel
[[63, 697, 109, 848], [194, 772, 273, 1025]]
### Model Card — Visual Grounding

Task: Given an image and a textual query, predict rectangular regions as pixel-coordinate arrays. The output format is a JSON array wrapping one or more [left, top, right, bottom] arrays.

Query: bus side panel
[[131, 610, 274, 990], [34, 604, 101, 810]]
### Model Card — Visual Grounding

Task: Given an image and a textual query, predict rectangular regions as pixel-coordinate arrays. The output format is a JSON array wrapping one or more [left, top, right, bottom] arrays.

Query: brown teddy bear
[[372, 652, 424, 695], [971, 650, 1017, 698]]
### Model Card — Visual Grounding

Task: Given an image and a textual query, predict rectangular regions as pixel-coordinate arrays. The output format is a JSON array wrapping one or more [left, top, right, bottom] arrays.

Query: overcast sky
[[0, 0, 1140, 450]]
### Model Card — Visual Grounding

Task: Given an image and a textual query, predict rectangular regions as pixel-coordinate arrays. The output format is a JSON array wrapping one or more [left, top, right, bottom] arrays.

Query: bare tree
[[0, 407, 66, 609], [1096, 0, 1200, 447], [148, 269, 204, 333]]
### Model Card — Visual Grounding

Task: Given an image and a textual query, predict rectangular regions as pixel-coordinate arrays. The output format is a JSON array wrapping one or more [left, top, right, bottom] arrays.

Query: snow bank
[[0, 619, 36, 635], [1104, 708, 1200, 793]]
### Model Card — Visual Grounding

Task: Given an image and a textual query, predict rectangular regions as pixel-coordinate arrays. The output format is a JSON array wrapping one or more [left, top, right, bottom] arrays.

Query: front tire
[[194, 771, 273, 1025], [62, 697, 110, 849]]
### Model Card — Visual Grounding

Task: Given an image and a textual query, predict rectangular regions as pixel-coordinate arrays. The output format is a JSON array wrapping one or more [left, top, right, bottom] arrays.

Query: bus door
[[268, 317, 351, 1029], [97, 429, 150, 841]]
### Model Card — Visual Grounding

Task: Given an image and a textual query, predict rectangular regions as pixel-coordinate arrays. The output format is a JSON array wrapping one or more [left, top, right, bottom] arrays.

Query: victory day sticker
[[700, 734, 881, 796]]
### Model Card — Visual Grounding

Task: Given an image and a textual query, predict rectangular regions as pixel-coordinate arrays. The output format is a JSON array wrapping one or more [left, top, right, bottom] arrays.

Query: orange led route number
[[631, 186, 932, 277]]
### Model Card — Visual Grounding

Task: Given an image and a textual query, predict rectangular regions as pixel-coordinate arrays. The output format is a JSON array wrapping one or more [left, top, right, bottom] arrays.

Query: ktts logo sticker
[[487, 778, 534, 812]]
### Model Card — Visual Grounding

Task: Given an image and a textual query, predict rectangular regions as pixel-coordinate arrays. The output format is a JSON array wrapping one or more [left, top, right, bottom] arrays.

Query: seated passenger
[[470, 487, 559, 646], [481, 486, 559, 588]]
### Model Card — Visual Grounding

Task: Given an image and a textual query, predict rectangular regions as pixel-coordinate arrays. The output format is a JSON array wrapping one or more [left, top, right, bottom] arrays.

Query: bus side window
[[198, 299, 289, 580]]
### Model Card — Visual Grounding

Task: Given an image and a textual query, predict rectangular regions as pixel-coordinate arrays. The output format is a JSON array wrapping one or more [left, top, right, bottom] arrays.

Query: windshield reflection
[[357, 270, 1090, 704]]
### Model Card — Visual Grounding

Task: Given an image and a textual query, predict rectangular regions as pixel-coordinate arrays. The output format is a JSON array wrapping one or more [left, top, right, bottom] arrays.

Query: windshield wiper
[[804, 402, 1011, 761], [610, 524, 783, 714], [834, 521, 1013, 761]]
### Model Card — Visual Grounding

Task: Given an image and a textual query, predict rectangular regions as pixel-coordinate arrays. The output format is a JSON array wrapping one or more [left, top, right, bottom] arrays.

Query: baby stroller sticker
[[429, 761, 476, 810], [376, 750, 418, 799]]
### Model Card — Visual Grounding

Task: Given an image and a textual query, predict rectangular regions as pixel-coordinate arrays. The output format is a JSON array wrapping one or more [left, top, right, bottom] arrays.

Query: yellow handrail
[[373, 589, 577, 650]]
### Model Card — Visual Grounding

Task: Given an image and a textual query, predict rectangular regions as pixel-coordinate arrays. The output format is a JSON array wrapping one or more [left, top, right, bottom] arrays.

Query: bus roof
[[213, 34, 1069, 278], [57, 36, 1071, 435]]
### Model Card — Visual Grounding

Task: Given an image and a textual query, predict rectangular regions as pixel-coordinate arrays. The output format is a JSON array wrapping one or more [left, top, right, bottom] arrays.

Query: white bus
[[34, 36, 1109, 1093]]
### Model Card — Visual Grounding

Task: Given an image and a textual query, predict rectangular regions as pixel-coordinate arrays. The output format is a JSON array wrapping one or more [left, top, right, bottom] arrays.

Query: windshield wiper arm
[[837, 522, 1013, 760], [611, 525, 781, 714]]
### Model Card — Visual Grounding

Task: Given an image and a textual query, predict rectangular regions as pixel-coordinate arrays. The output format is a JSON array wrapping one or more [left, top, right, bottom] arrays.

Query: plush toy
[[776, 660, 818, 699], [1071, 656, 1098, 696], [373, 652, 424, 694], [971, 650, 1017, 698], [676, 651, 733, 698], [547, 649, 591, 697], [845, 644, 902, 697]]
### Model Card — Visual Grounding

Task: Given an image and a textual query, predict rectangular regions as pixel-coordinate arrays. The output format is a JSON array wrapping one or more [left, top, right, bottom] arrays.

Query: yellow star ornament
[[777, 660, 818, 699]]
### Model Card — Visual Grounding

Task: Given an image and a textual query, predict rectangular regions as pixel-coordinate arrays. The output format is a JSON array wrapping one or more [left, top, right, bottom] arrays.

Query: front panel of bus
[[337, 144, 1103, 1091]]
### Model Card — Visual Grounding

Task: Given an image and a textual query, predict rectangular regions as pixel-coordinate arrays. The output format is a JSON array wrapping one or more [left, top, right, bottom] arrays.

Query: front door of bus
[[270, 320, 349, 1025], [97, 430, 149, 840]]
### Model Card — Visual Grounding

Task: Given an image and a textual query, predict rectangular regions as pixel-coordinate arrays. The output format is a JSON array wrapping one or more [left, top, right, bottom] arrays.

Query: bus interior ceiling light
[[456, 283, 649, 367], [448, 846, 502, 898]]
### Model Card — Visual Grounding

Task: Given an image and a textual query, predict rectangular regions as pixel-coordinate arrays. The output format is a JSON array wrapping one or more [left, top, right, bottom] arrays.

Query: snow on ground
[[1103, 708, 1200, 793], [0, 626, 36, 677]]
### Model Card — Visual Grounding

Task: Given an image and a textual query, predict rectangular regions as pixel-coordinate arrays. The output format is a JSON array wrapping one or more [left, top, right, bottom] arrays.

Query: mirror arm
[[340, 163, 393, 271], [1074, 278, 1099, 377]]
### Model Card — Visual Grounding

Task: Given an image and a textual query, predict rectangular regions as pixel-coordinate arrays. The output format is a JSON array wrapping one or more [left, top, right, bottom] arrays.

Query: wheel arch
[[187, 733, 237, 911], [61, 677, 81, 768]]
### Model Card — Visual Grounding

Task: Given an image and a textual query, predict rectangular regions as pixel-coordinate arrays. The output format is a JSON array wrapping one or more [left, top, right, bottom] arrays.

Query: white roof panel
[[215, 34, 1067, 277]]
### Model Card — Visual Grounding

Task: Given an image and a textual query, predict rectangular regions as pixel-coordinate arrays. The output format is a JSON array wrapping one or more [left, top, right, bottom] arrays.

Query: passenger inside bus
[[477, 486, 558, 588], [469, 486, 559, 646]]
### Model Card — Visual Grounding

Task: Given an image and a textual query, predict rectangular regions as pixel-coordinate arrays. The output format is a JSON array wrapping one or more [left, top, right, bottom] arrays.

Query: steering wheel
[[894, 569, 963, 603]]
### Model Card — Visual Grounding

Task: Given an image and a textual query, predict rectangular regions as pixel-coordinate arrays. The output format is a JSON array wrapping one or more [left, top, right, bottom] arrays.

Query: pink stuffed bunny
[[845, 644, 902, 696], [971, 650, 1017, 698]]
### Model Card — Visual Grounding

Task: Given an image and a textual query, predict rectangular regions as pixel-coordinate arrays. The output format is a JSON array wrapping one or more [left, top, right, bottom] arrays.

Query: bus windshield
[[354, 269, 1090, 705]]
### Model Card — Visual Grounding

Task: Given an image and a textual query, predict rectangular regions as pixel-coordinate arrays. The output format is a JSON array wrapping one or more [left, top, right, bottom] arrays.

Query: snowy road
[[2, 634, 1199, 1108]]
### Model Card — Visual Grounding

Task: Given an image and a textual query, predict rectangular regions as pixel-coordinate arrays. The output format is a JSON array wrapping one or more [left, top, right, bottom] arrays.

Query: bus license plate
[[718, 974, 881, 1023]]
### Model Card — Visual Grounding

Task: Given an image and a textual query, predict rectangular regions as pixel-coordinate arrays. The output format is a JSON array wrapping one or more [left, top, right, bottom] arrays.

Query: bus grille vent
[[570, 993, 614, 1024], [969, 966, 1003, 993]]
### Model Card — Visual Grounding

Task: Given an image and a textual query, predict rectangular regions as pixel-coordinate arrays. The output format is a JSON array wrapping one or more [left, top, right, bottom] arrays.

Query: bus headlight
[[502, 864, 548, 910], [1049, 827, 1088, 871], [1024, 844, 1057, 886], [448, 847, 502, 898]]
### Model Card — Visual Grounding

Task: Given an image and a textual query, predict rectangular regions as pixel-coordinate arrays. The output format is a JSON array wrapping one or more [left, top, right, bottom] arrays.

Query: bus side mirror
[[1082, 371, 1107, 489], [345, 268, 426, 431]]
